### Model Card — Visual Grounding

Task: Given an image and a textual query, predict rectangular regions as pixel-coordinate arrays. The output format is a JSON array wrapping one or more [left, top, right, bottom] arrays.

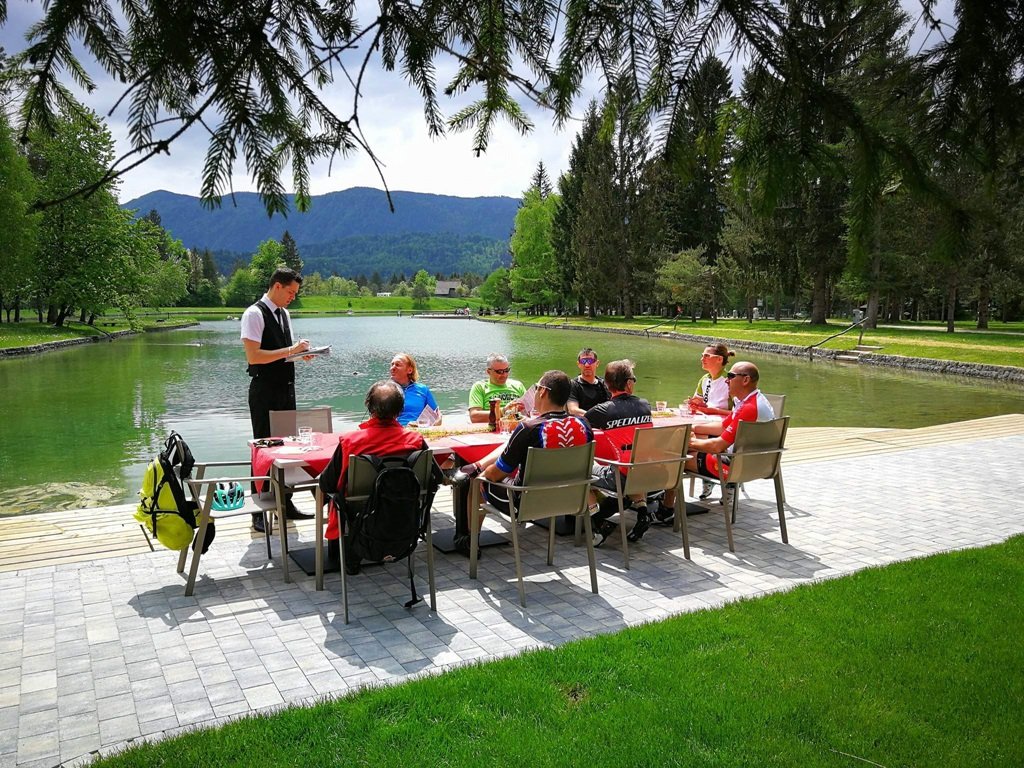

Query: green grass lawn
[[0, 321, 104, 349], [498, 314, 1024, 367], [94, 536, 1024, 767]]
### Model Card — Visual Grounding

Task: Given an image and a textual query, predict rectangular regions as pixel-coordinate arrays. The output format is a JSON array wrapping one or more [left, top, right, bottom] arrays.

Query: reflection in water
[[2, 317, 1022, 515]]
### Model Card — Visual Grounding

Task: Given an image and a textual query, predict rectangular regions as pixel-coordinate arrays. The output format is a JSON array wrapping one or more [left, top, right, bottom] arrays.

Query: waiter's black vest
[[247, 302, 295, 384]]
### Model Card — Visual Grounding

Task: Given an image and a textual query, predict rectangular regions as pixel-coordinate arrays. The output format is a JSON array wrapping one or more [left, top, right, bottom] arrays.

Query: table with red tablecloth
[[250, 432, 338, 494], [248, 413, 721, 571]]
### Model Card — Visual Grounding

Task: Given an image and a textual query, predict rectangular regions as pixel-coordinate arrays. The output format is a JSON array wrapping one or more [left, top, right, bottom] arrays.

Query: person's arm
[[567, 399, 586, 417], [318, 442, 347, 498], [468, 382, 490, 423], [481, 460, 509, 482], [481, 425, 526, 481], [459, 443, 505, 479], [689, 435, 729, 455], [692, 421, 724, 437], [242, 337, 310, 365]]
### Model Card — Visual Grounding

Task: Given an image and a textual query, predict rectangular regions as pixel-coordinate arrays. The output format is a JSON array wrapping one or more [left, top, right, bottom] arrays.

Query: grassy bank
[[0, 318, 199, 350], [0, 297, 480, 350], [94, 535, 1024, 767], [493, 314, 1024, 368]]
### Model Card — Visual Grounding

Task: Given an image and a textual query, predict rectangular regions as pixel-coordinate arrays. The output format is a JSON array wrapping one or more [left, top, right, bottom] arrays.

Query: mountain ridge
[[122, 187, 518, 277]]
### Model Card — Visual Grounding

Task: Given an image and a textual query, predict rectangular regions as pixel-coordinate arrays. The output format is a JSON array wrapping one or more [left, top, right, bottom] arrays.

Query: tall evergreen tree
[[281, 230, 303, 272], [552, 101, 601, 314], [530, 161, 553, 199], [734, 0, 911, 325], [658, 56, 733, 261]]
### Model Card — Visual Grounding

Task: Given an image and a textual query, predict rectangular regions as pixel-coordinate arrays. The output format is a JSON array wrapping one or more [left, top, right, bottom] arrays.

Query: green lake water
[[2, 316, 1022, 514]]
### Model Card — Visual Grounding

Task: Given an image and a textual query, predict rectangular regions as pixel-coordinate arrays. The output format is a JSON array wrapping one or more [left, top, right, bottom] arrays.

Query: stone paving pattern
[[2, 436, 1023, 767]]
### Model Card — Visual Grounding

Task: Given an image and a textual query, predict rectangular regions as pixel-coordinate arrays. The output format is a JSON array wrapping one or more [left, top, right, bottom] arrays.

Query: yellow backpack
[[134, 432, 214, 552]]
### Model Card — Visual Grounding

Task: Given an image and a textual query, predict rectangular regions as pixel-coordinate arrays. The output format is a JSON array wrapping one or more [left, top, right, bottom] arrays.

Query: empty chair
[[591, 424, 692, 569], [762, 393, 786, 418], [269, 405, 333, 437], [470, 442, 598, 607], [257, 406, 334, 574], [684, 416, 790, 552]]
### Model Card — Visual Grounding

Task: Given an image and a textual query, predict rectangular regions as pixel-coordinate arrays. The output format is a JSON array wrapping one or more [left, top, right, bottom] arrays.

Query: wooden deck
[[2, 414, 1022, 574]]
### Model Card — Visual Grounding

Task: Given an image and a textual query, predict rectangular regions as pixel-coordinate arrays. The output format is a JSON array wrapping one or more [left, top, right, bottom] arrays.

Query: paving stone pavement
[[2, 435, 1023, 768]]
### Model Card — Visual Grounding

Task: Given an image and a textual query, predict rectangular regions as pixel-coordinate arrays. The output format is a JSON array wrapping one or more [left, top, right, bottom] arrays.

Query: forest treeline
[[481, 5, 1023, 329]]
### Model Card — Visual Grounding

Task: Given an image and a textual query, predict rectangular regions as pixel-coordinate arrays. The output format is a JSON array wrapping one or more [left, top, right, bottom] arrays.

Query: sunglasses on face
[[490, 367, 511, 375], [726, 371, 750, 380], [535, 382, 550, 392], [578, 357, 597, 365], [701, 352, 721, 359]]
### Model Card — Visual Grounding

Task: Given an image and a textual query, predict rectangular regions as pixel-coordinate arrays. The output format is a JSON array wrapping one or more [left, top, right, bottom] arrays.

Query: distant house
[[376, 291, 392, 297], [434, 281, 461, 297]]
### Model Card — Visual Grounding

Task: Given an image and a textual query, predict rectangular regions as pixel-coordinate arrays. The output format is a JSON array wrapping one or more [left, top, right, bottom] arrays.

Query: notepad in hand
[[285, 344, 331, 362]]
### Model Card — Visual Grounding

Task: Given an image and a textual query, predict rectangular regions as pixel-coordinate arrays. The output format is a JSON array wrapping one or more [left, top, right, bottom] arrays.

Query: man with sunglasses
[[685, 362, 776, 480], [567, 347, 611, 417], [451, 370, 592, 556], [468, 353, 526, 423]]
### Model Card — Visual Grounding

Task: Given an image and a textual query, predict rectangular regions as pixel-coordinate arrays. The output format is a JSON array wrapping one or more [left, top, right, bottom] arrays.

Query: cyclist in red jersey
[[686, 362, 776, 480]]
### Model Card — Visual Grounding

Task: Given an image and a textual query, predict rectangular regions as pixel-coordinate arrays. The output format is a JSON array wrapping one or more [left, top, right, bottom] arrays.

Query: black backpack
[[345, 450, 433, 606]]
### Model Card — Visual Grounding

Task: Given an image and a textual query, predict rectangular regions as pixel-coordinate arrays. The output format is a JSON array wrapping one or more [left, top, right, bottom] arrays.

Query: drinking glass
[[298, 426, 313, 445]]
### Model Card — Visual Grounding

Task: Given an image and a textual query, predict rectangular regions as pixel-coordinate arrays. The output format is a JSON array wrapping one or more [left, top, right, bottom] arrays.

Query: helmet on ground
[[212, 481, 245, 511]]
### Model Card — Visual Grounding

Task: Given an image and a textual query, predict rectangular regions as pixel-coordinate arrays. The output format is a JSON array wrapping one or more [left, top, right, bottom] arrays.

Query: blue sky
[[1, 1, 954, 205]]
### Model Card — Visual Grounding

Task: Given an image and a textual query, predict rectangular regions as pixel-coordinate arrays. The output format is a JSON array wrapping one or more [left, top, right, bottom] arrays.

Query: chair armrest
[[194, 460, 251, 470], [478, 476, 593, 494], [595, 456, 688, 469], [187, 475, 275, 493]]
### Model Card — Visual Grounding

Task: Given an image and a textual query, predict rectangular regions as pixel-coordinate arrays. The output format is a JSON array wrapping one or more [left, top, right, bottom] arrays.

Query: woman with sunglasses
[[684, 343, 734, 502], [687, 343, 735, 417]]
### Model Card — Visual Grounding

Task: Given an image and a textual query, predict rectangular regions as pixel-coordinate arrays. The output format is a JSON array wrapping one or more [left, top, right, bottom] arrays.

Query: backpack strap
[[403, 556, 422, 608]]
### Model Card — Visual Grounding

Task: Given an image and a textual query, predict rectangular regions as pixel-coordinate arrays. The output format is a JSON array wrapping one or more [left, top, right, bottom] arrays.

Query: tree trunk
[[79, 308, 88, 323], [810, 265, 829, 324], [945, 279, 956, 333], [47, 304, 59, 324], [976, 281, 990, 330]]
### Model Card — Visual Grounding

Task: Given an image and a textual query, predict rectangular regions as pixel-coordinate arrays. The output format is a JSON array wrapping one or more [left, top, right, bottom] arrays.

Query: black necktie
[[275, 308, 292, 345]]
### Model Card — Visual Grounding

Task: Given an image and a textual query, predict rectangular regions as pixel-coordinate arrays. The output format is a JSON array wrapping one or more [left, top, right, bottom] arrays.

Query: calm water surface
[[3, 316, 1022, 513]]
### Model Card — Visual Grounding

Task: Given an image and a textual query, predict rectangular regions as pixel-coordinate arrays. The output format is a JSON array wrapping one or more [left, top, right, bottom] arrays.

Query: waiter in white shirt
[[240, 267, 313, 530]]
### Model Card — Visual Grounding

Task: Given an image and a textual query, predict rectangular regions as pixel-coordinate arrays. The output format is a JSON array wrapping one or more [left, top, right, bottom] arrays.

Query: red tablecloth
[[249, 416, 717, 492], [250, 432, 338, 493], [250, 431, 508, 493]]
